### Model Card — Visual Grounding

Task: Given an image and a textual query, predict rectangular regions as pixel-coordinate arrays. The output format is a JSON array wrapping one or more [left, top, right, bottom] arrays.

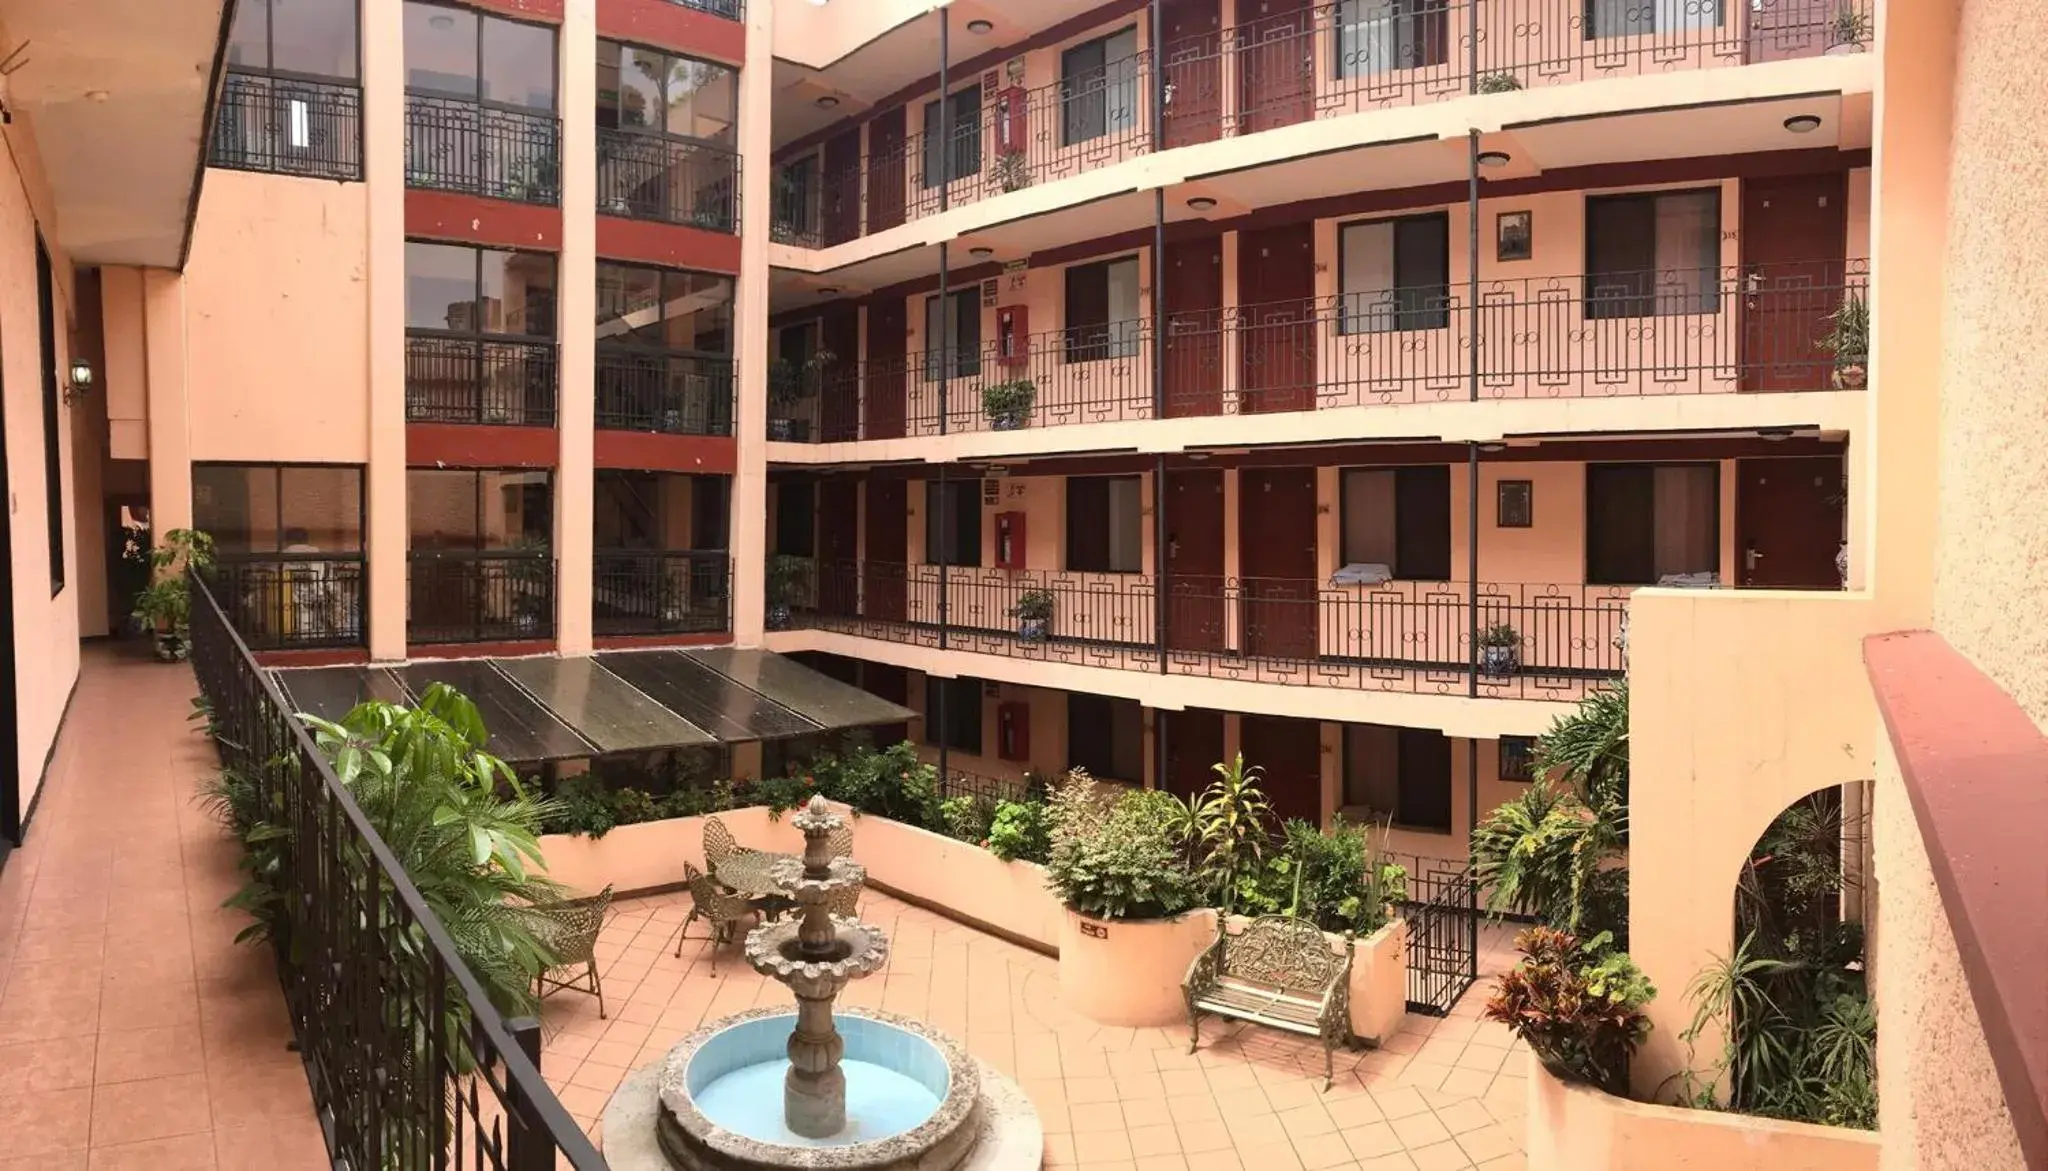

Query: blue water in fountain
[[687, 1014, 948, 1148]]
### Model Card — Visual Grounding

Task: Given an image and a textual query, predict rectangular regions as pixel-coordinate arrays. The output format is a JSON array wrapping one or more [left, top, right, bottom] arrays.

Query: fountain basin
[[656, 1008, 983, 1171]]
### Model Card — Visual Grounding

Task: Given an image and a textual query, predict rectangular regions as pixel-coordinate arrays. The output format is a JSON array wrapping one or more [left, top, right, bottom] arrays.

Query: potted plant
[[1818, 297, 1868, 389], [132, 528, 215, 661], [1479, 622, 1521, 676], [983, 378, 1036, 431], [766, 554, 811, 631], [1826, 6, 1870, 54], [1011, 589, 1055, 642], [1477, 72, 1523, 94], [991, 149, 1030, 194], [767, 349, 834, 442]]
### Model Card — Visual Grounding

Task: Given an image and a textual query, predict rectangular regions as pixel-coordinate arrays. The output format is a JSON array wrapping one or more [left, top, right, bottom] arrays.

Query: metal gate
[[1400, 864, 1479, 1015]]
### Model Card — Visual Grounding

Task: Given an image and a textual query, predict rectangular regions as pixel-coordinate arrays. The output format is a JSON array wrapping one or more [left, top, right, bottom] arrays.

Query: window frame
[[1062, 254, 1143, 362], [34, 234, 62, 596], [596, 38, 737, 147], [406, 467, 556, 553], [404, 239, 559, 344], [1582, 460, 1722, 586], [1065, 474, 1144, 575], [1584, 0, 1726, 40], [1333, 0, 1449, 79], [923, 479, 982, 568], [1067, 692, 1144, 781], [193, 462, 369, 559], [1337, 465, 1452, 581], [1499, 735, 1538, 783], [1336, 211, 1451, 335], [1341, 723, 1454, 834], [1583, 187, 1723, 320], [1059, 25, 1141, 147], [228, 0, 363, 83], [922, 288, 983, 381], [594, 261, 736, 360], [402, 1, 559, 114], [920, 85, 983, 189]]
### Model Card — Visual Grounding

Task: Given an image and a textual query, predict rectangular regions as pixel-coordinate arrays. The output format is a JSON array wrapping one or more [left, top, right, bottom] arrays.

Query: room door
[[865, 299, 908, 440], [1237, 223, 1317, 414], [1164, 468, 1226, 653], [817, 483, 860, 616], [1238, 466, 1319, 660], [866, 108, 907, 233], [863, 479, 909, 623], [1163, 236, 1225, 417], [821, 128, 863, 246], [1737, 455, 1845, 588], [1240, 714, 1322, 826], [1161, 0, 1224, 148], [1236, 0, 1315, 134], [861, 662, 910, 745], [1741, 173, 1849, 393], [819, 305, 861, 442], [1395, 728, 1453, 833], [1161, 707, 1226, 800]]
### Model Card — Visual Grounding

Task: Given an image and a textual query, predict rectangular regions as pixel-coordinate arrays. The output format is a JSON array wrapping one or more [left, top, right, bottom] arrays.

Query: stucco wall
[[1931, 0, 2048, 732]]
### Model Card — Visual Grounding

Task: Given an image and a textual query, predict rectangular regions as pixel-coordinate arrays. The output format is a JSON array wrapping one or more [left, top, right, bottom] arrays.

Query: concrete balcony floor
[[0, 645, 326, 1170], [542, 892, 1530, 1170]]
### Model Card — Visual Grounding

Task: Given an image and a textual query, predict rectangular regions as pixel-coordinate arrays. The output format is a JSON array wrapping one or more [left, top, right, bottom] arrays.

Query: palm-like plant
[[1194, 754, 1274, 913], [1533, 679, 1629, 810]]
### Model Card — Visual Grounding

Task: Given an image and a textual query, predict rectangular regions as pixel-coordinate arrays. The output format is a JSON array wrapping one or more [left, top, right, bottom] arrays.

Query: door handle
[[1744, 545, 1764, 571]]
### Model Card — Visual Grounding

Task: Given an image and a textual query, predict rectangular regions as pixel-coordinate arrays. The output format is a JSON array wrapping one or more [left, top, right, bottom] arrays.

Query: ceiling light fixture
[[1477, 150, 1511, 168], [969, 246, 994, 259], [967, 19, 994, 34], [816, 95, 840, 109], [1479, 442, 1506, 453], [817, 286, 841, 295], [1186, 196, 1217, 211], [85, 89, 109, 103], [1758, 427, 1794, 442], [1782, 114, 1822, 134], [429, 13, 455, 28]]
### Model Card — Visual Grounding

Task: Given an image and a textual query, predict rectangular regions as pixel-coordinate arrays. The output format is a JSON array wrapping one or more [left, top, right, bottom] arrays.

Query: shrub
[[1044, 775, 1199, 920], [985, 799, 1051, 863], [939, 794, 998, 844], [1191, 753, 1273, 911], [1238, 817, 1409, 935], [1484, 926, 1654, 1095]]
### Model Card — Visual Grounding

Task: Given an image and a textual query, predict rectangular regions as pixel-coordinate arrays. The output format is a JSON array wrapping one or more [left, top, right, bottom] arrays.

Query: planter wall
[[539, 805, 786, 896], [1059, 908, 1220, 1028], [819, 811, 1063, 950], [1526, 1061, 1880, 1171], [1217, 914, 1407, 1045]]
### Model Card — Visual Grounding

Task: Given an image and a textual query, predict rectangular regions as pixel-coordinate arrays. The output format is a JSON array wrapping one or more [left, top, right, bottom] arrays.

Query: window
[[406, 468, 554, 551], [593, 470, 723, 550], [1586, 0, 1722, 39], [1585, 189, 1721, 318], [596, 41, 736, 145], [1063, 256, 1142, 361], [921, 86, 981, 188], [1061, 27, 1140, 146], [1499, 736, 1537, 782], [403, 2, 556, 110], [228, 0, 360, 80], [193, 465, 365, 555], [1585, 463, 1719, 585], [34, 236, 61, 594], [1339, 466, 1451, 580], [1342, 723, 1453, 832], [922, 289, 982, 380], [691, 475, 730, 550], [776, 479, 817, 558], [923, 676, 984, 755], [924, 480, 981, 567], [595, 263, 733, 351], [406, 241, 557, 337], [404, 242, 557, 423], [1069, 694, 1143, 781], [1339, 214, 1449, 333], [1334, 0, 1447, 77], [1066, 476, 1143, 574]]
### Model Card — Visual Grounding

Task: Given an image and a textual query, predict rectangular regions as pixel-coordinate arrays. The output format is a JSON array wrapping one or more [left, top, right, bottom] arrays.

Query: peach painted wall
[[905, 670, 1074, 786], [182, 170, 371, 463]]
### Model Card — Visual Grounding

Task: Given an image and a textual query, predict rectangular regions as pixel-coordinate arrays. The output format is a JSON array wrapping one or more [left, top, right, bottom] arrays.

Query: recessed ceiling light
[[85, 89, 110, 103], [1782, 114, 1822, 134], [1186, 196, 1217, 211], [816, 95, 840, 109], [967, 19, 994, 34], [817, 286, 841, 295], [429, 13, 454, 28], [1758, 427, 1794, 441], [1480, 443, 1506, 453], [1477, 150, 1511, 168]]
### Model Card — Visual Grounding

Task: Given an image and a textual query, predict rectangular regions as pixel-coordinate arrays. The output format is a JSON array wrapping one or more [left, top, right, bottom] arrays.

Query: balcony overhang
[[3, 0, 230, 268]]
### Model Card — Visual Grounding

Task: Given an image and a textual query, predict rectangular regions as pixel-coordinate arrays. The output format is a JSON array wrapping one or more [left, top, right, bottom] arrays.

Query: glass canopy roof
[[272, 648, 915, 765]]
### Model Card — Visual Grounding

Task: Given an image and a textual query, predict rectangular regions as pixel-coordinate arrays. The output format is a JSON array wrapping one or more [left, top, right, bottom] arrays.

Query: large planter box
[[539, 805, 786, 896], [823, 811, 1062, 951], [1217, 913, 1407, 1045], [1526, 1061, 1881, 1171], [1059, 907, 1220, 1028]]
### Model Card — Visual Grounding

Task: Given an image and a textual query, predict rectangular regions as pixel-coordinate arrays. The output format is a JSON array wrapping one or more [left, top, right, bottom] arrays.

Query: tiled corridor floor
[[540, 890, 1530, 1171], [0, 645, 326, 1170]]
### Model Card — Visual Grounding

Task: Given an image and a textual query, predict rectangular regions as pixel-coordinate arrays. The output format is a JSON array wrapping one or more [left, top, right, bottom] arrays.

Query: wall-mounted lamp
[[967, 18, 994, 33], [63, 357, 92, 405], [1186, 196, 1218, 211], [1782, 114, 1822, 134], [1477, 150, 1512, 168]]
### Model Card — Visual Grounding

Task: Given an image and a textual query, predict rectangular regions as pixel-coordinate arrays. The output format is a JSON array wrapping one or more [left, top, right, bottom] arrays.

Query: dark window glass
[[35, 236, 61, 594], [1063, 256, 1141, 361], [776, 479, 817, 558], [922, 289, 981, 380], [1066, 476, 1142, 574], [596, 42, 736, 143], [922, 676, 983, 754], [1585, 462, 1719, 585], [1338, 466, 1450, 580], [1068, 693, 1143, 781], [402, 3, 553, 109], [924, 480, 981, 567], [407, 468, 553, 551], [402, 2, 480, 96], [1339, 213, 1449, 334], [480, 15, 556, 110], [1500, 736, 1537, 782], [228, 0, 359, 80], [1585, 189, 1720, 319], [921, 86, 981, 188], [595, 263, 734, 353], [1061, 27, 1140, 145], [691, 475, 730, 550], [1396, 727, 1453, 832], [195, 465, 366, 554], [405, 241, 556, 337]]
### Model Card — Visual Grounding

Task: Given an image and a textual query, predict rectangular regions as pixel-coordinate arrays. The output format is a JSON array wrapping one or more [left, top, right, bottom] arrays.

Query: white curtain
[[1652, 464, 1718, 577], [1340, 469, 1398, 567], [1654, 191, 1720, 314], [1106, 477, 1143, 572], [1106, 257, 1142, 357], [1341, 221, 1399, 334], [1337, 0, 1400, 78]]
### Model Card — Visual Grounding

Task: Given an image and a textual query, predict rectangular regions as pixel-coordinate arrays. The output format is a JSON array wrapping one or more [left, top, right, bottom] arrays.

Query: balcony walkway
[[0, 644, 326, 1170], [542, 892, 1529, 1170]]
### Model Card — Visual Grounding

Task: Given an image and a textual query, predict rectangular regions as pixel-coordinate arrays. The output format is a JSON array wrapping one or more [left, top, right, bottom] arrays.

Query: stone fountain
[[602, 796, 1040, 1171]]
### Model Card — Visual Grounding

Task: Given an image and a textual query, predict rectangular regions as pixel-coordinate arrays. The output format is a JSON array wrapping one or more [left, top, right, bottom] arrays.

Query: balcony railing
[[408, 550, 555, 645], [406, 334, 559, 427], [596, 348, 735, 436], [593, 551, 732, 636], [672, 0, 743, 18], [405, 93, 562, 205], [773, 0, 1872, 243], [791, 559, 1631, 702], [597, 129, 739, 233], [768, 260, 1867, 442], [210, 71, 363, 181], [188, 575, 604, 1171], [207, 555, 366, 651]]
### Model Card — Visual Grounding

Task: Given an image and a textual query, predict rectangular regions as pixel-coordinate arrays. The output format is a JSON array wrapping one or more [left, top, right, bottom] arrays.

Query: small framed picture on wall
[[1496, 210, 1533, 262], [1497, 479, 1533, 528]]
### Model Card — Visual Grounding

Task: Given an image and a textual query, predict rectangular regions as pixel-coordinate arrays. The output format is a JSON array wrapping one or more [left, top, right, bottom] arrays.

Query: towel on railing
[[1655, 571, 1720, 588], [1330, 562, 1393, 586]]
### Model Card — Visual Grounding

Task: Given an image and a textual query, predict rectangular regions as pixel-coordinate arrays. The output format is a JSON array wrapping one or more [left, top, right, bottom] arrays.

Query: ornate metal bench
[[1183, 915, 1354, 1089]]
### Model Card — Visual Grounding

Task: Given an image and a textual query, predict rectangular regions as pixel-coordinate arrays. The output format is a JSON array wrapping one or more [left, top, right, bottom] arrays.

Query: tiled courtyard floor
[[0, 646, 327, 1170], [540, 890, 1530, 1171]]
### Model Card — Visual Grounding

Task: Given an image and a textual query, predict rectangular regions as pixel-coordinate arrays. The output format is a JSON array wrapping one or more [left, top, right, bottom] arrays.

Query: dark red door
[[1737, 456, 1845, 589], [1240, 714, 1322, 828], [1237, 0, 1314, 135], [1238, 223, 1317, 414], [866, 108, 907, 233], [1161, 0, 1223, 148], [1239, 467, 1319, 661], [1164, 236, 1225, 418], [1165, 468, 1226, 653], [819, 305, 861, 442], [865, 299, 908, 440], [822, 128, 862, 245], [818, 482, 860, 616], [1162, 708, 1226, 800], [1741, 173, 1850, 393], [862, 662, 910, 745], [863, 479, 908, 623]]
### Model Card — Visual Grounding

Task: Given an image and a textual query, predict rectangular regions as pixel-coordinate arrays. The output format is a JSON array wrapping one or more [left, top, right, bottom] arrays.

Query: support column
[[557, 0, 597, 655], [141, 271, 191, 536], [730, 0, 777, 644], [363, 0, 407, 661]]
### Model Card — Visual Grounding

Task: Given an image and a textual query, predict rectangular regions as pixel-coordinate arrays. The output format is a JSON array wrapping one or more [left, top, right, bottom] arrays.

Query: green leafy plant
[[1011, 589, 1055, 640], [1236, 817, 1408, 935], [1830, 6, 1870, 46], [768, 348, 837, 409], [986, 799, 1051, 863], [991, 148, 1030, 193], [1044, 773, 1200, 920], [132, 528, 215, 659], [1478, 623, 1519, 648], [1484, 927, 1654, 1095], [1477, 72, 1522, 93], [1817, 297, 1868, 388], [939, 794, 999, 844], [765, 554, 813, 629], [1191, 754, 1273, 913], [982, 379, 1037, 429]]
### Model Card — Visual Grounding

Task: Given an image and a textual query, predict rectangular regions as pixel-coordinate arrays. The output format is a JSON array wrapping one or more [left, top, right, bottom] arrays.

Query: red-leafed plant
[[1484, 926, 1656, 1095]]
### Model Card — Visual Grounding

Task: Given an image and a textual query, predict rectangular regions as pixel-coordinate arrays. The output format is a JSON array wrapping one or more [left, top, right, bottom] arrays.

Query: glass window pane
[[403, 2, 478, 97], [273, 0, 359, 80], [1107, 476, 1142, 572], [408, 469, 481, 548], [660, 271, 734, 353], [480, 15, 556, 110], [595, 39, 623, 129], [280, 466, 364, 551], [194, 465, 281, 553], [227, 0, 270, 70], [665, 58, 737, 144], [404, 241, 478, 331], [596, 262, 663, 343], [616, 46, 662, 130], [479, 249, 557, 337]]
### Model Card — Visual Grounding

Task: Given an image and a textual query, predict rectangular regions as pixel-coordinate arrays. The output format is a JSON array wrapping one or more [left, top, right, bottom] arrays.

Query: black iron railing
[[597, 130, 739, 233], [210, 71, 363, 181], [792, 560, 1632, 702], [188, 575, 604, 1171], [405, 93, 562, 205], [408, 551, 555, 645], [595, 348, 735, 436], [1399, 864, 1480, 1014], [672, 0, 743, 18], [406, 334, 559, 427], [772, 0, 1873, 244], [593, 551, 732, 636], [208, 556, 366, 651]]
